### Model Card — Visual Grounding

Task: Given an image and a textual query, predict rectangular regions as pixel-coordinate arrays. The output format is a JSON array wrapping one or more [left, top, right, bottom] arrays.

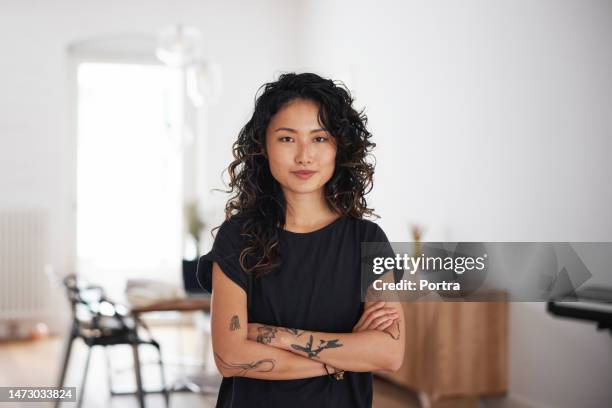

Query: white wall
[[0, 0, 301, 331], [298, 1, 612, 407], [0, 0, 300, 277], [1, 0, 611, 406]]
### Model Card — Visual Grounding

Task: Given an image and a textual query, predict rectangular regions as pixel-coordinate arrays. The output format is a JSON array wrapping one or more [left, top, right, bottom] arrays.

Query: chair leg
[[154, 343, 170, 408], [131, 342, 146, 408], [55, 330, 75, 408], [77, 346, 92, 408], [104, 347, 114, 395]]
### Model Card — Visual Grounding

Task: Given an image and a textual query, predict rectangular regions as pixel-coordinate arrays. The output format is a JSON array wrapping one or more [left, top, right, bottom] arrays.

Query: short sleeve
[[360, 221, 403, 295], [196, 219, 249, 294]]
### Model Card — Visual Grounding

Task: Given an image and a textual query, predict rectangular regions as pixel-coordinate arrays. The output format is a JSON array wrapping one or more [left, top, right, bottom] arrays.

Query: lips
[[292, 170, 316, 180]]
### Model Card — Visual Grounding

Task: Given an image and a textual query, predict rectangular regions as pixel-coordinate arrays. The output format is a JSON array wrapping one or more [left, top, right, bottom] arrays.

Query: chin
[[289, 186, 321, 194], [285, 182, 324, 195]]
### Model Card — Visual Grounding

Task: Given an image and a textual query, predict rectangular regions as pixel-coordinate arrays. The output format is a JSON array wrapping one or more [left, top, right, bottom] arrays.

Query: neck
[[283, 188, 338, 228]]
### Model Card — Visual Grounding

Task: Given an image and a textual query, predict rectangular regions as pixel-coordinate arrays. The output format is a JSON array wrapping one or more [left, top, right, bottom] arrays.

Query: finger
[[362, 307, 398, 325], [372, 318, 395, 331], [373, 316, 401, 331], [362, 302, 386, 316], [361, 310, 397, 330], [371, 317, 399, 331], [355, 303, 391, 331], [361, 309, 399, 330], [367, 313, 399, 330], [365, 301, 386, 309], [354, 302, 386, 331]]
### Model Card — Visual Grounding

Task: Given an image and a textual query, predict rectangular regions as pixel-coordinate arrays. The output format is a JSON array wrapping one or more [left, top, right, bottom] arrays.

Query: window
[[76, 62, 183, 289]]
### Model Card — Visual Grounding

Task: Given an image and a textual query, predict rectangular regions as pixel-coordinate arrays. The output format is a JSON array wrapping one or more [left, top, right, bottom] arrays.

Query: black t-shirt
[[196, 215, 394, 408]]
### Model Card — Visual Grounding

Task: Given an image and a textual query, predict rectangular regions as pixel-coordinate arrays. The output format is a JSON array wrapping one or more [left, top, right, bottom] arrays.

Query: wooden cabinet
[[376, 301, 508, 407]]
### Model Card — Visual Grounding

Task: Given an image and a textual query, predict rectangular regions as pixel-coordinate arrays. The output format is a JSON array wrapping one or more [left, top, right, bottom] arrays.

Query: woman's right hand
[[352, 301, 400, 333]]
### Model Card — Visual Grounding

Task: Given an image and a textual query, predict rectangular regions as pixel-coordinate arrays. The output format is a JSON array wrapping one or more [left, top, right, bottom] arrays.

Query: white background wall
[[298, 1, 612, 407], [1, 1, 611, 407], [0, 0, 300, 279]]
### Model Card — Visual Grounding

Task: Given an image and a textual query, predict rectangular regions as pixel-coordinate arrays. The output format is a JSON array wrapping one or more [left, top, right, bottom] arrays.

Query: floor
[[0, 323, 511, 408]]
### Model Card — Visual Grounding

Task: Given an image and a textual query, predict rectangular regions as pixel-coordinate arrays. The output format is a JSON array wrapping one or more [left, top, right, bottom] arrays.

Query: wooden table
[[130, 296, 211, 315]]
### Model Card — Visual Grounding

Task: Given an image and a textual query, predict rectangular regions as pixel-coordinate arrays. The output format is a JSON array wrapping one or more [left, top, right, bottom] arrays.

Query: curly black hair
[[218, 72, 377, 278]]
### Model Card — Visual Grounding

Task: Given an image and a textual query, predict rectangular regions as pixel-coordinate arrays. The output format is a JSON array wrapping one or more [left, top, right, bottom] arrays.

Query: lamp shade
[[155, 24, 202, 68]]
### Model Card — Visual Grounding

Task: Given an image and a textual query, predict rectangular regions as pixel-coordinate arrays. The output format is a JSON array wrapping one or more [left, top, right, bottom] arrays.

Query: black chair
[[56, 274, 170, 408]]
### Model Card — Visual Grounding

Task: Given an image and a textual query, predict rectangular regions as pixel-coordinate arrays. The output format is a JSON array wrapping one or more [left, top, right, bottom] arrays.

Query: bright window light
[[76, 62, 183, 289]]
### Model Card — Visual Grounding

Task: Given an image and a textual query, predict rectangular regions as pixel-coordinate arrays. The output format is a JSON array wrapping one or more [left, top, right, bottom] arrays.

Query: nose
[[295, 142, 313, 166]]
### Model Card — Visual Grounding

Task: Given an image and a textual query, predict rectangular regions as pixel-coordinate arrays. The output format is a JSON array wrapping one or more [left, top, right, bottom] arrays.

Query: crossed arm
[[210, 262, 405, 379]]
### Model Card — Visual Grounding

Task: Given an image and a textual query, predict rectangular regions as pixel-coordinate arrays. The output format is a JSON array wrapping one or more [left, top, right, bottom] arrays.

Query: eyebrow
[[274, 127, 327, 134]]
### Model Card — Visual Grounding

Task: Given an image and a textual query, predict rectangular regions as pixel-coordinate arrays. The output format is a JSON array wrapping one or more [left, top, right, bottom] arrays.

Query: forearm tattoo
[[291, 334, 343, 359], [256, 325, 278, 344], [280, 327, 306, 337], [214, 352, 276, 376], [229, 315, 241, 331]]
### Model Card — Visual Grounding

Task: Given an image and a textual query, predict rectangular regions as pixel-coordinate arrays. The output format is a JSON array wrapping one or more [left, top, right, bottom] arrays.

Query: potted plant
[[182, 200, 206, 293]]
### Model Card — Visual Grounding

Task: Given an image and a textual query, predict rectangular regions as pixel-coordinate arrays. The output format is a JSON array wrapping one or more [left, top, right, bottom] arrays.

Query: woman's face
[[265, 98, 337, 196]]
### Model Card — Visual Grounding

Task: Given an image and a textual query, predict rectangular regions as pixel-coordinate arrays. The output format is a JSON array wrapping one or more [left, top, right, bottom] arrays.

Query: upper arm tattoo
[[229, 315, 241, 331]]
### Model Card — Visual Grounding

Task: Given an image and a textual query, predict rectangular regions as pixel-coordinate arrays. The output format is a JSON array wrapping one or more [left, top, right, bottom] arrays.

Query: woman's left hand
[[352, 301, 400, 333]]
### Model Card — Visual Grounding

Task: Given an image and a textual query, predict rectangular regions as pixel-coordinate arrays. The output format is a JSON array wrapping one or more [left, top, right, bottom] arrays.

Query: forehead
[[267, 99, 324, 132]]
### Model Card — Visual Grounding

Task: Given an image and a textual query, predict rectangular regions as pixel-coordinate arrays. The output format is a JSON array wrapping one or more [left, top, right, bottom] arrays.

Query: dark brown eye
[[279, 136, 293, 142]]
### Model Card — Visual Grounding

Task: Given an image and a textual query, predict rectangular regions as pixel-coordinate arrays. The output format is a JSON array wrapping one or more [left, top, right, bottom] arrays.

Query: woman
[[197, 72, 404, 408]]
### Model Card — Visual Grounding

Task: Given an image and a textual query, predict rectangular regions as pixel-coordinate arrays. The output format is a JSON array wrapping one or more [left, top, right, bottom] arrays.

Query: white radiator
[[0, 209, 51, 322]]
